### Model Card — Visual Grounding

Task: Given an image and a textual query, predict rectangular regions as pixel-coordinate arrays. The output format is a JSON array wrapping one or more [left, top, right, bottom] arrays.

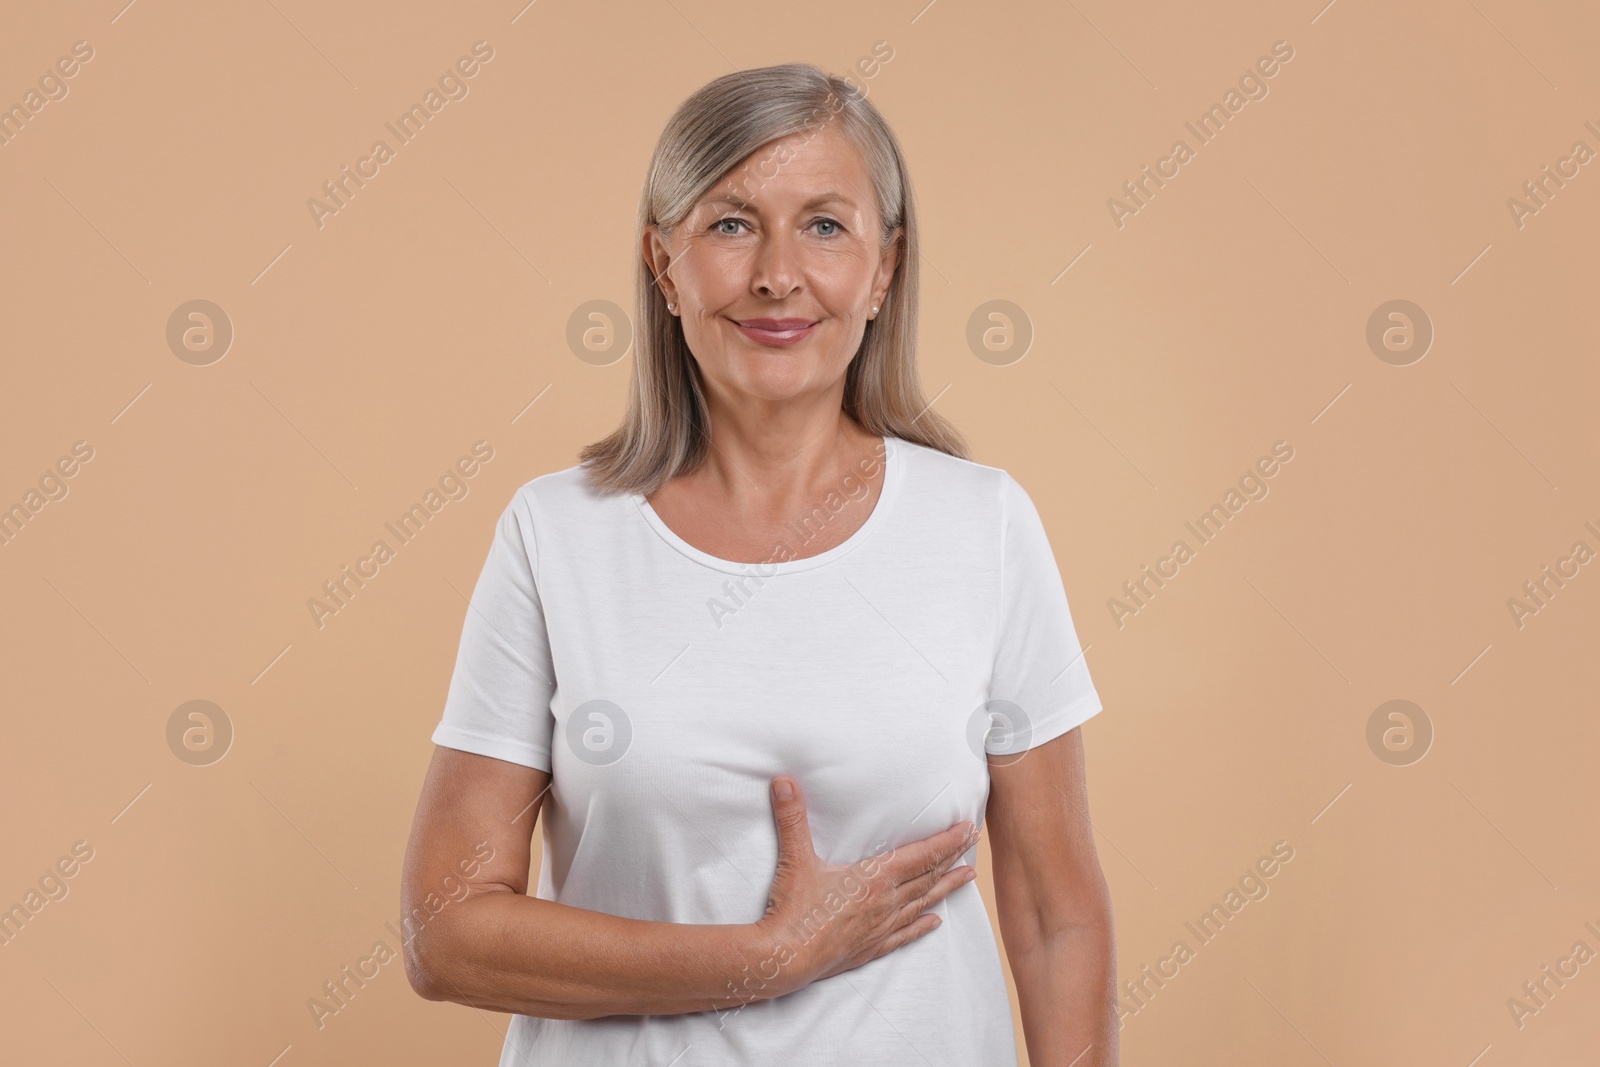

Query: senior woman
[[401, 63, 1116, 1066]]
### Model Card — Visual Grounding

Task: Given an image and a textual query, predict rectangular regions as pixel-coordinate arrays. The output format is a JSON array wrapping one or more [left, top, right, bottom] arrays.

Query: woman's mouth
[[734, 318, 817, 347]]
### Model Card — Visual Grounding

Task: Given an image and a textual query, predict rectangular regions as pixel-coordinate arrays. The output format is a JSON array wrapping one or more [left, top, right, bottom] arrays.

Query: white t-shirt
[[430, 434, 1103, 1066]]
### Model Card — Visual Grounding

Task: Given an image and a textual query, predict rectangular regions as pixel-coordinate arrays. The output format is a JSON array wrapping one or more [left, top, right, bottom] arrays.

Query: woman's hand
[[753, 774, 980, 995]]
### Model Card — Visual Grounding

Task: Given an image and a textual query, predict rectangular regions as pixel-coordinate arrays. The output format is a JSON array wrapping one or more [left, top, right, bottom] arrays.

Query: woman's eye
[[709, 217, 842, 236]]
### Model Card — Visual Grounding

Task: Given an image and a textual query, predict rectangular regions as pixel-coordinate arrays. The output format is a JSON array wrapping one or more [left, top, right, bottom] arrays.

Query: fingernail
[[774, 778, 793, 801], [962, 868, 977, 884]]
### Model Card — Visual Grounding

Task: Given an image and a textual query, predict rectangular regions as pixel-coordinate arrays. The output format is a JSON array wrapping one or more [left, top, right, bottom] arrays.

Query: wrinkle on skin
[[638, 121, 904, 537], [643, 121, 899, 426]]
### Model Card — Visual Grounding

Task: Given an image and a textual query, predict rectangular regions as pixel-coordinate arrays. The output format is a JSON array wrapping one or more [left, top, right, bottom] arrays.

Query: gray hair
[[578, 62, 969, 494]]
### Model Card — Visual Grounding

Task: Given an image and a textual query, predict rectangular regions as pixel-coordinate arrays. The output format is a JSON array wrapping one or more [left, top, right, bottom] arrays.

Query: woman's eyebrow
[[698, 191, 856, 213]]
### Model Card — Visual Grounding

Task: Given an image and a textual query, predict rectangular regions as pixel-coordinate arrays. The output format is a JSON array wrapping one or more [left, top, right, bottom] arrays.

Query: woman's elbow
[[399, 906, 482, 1004], [399, 924, 599, 1020], [402, 933, 453, 1002]]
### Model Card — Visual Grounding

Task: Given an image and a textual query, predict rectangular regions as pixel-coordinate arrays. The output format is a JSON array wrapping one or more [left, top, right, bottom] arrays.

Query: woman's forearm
[[1010, 922, 1118, 1066], [407, 888, 794, 1020]]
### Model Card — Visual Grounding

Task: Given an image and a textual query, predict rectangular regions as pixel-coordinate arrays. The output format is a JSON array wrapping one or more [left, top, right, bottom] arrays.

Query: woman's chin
[[715, 362, 835, 403]]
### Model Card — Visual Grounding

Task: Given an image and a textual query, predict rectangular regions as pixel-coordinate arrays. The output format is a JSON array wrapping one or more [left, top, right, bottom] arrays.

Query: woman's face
[[645, 122, 901, 412]]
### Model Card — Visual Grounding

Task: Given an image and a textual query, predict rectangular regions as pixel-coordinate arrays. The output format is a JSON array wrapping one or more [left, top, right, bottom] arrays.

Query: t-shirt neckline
[[631, 436, 901, 575]]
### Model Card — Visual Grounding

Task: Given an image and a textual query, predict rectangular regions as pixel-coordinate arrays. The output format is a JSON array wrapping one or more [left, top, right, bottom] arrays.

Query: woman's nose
[[750, 229, 802, 297]]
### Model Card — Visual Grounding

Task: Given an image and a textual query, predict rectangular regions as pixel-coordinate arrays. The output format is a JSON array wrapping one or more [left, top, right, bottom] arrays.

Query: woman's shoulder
[[496, 460, 636, 536], [892, 436, 1022, 513]]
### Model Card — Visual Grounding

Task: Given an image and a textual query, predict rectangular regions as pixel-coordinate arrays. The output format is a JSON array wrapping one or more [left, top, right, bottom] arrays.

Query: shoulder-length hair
[[578, 61, 969, 495]]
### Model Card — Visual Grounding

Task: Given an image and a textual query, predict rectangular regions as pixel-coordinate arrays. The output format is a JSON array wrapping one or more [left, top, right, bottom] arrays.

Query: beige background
[[2, 0, 1596, 1063]]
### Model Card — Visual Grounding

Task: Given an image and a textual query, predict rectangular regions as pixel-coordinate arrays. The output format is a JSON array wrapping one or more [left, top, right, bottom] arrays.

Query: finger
[[895, 865, 977, 927], [877, 822, 971, 886], [768, 777, 814, 883], [888, 853, 966, 907], [869, 911, 943, 963], [946, 821, 982, 862], [882, 822, 977, 888]]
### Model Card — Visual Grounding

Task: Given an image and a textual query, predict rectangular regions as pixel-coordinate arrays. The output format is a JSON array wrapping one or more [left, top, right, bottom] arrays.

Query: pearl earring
[[667, 302, 675, 312]]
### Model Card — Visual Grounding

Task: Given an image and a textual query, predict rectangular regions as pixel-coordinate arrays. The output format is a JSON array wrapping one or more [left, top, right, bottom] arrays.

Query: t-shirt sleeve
[[430, 485, 556, 772], [985, 472, 1103, 754]]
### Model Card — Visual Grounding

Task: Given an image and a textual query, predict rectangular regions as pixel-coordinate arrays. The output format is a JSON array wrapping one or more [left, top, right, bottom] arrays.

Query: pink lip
[[734, 318, 817, 347]]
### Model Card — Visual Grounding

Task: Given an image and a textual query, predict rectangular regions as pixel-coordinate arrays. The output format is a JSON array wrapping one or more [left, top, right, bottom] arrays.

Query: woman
[[402, 63, 1116, 1066]]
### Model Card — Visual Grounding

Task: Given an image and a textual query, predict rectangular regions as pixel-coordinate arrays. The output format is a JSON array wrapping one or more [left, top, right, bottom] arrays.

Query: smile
[[734, 319, 817, 347]]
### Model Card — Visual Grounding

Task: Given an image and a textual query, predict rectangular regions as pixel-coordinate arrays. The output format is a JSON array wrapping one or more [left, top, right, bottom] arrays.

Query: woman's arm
[[986, 726, 1119, 1066], [401, 746, 977, 1020], [401, 745, 777, 1020]]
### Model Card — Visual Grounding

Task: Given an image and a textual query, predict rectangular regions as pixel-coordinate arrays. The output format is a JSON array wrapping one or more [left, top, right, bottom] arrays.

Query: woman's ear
[[642, 224, 679, 310], [874, 228, 903, 305]]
